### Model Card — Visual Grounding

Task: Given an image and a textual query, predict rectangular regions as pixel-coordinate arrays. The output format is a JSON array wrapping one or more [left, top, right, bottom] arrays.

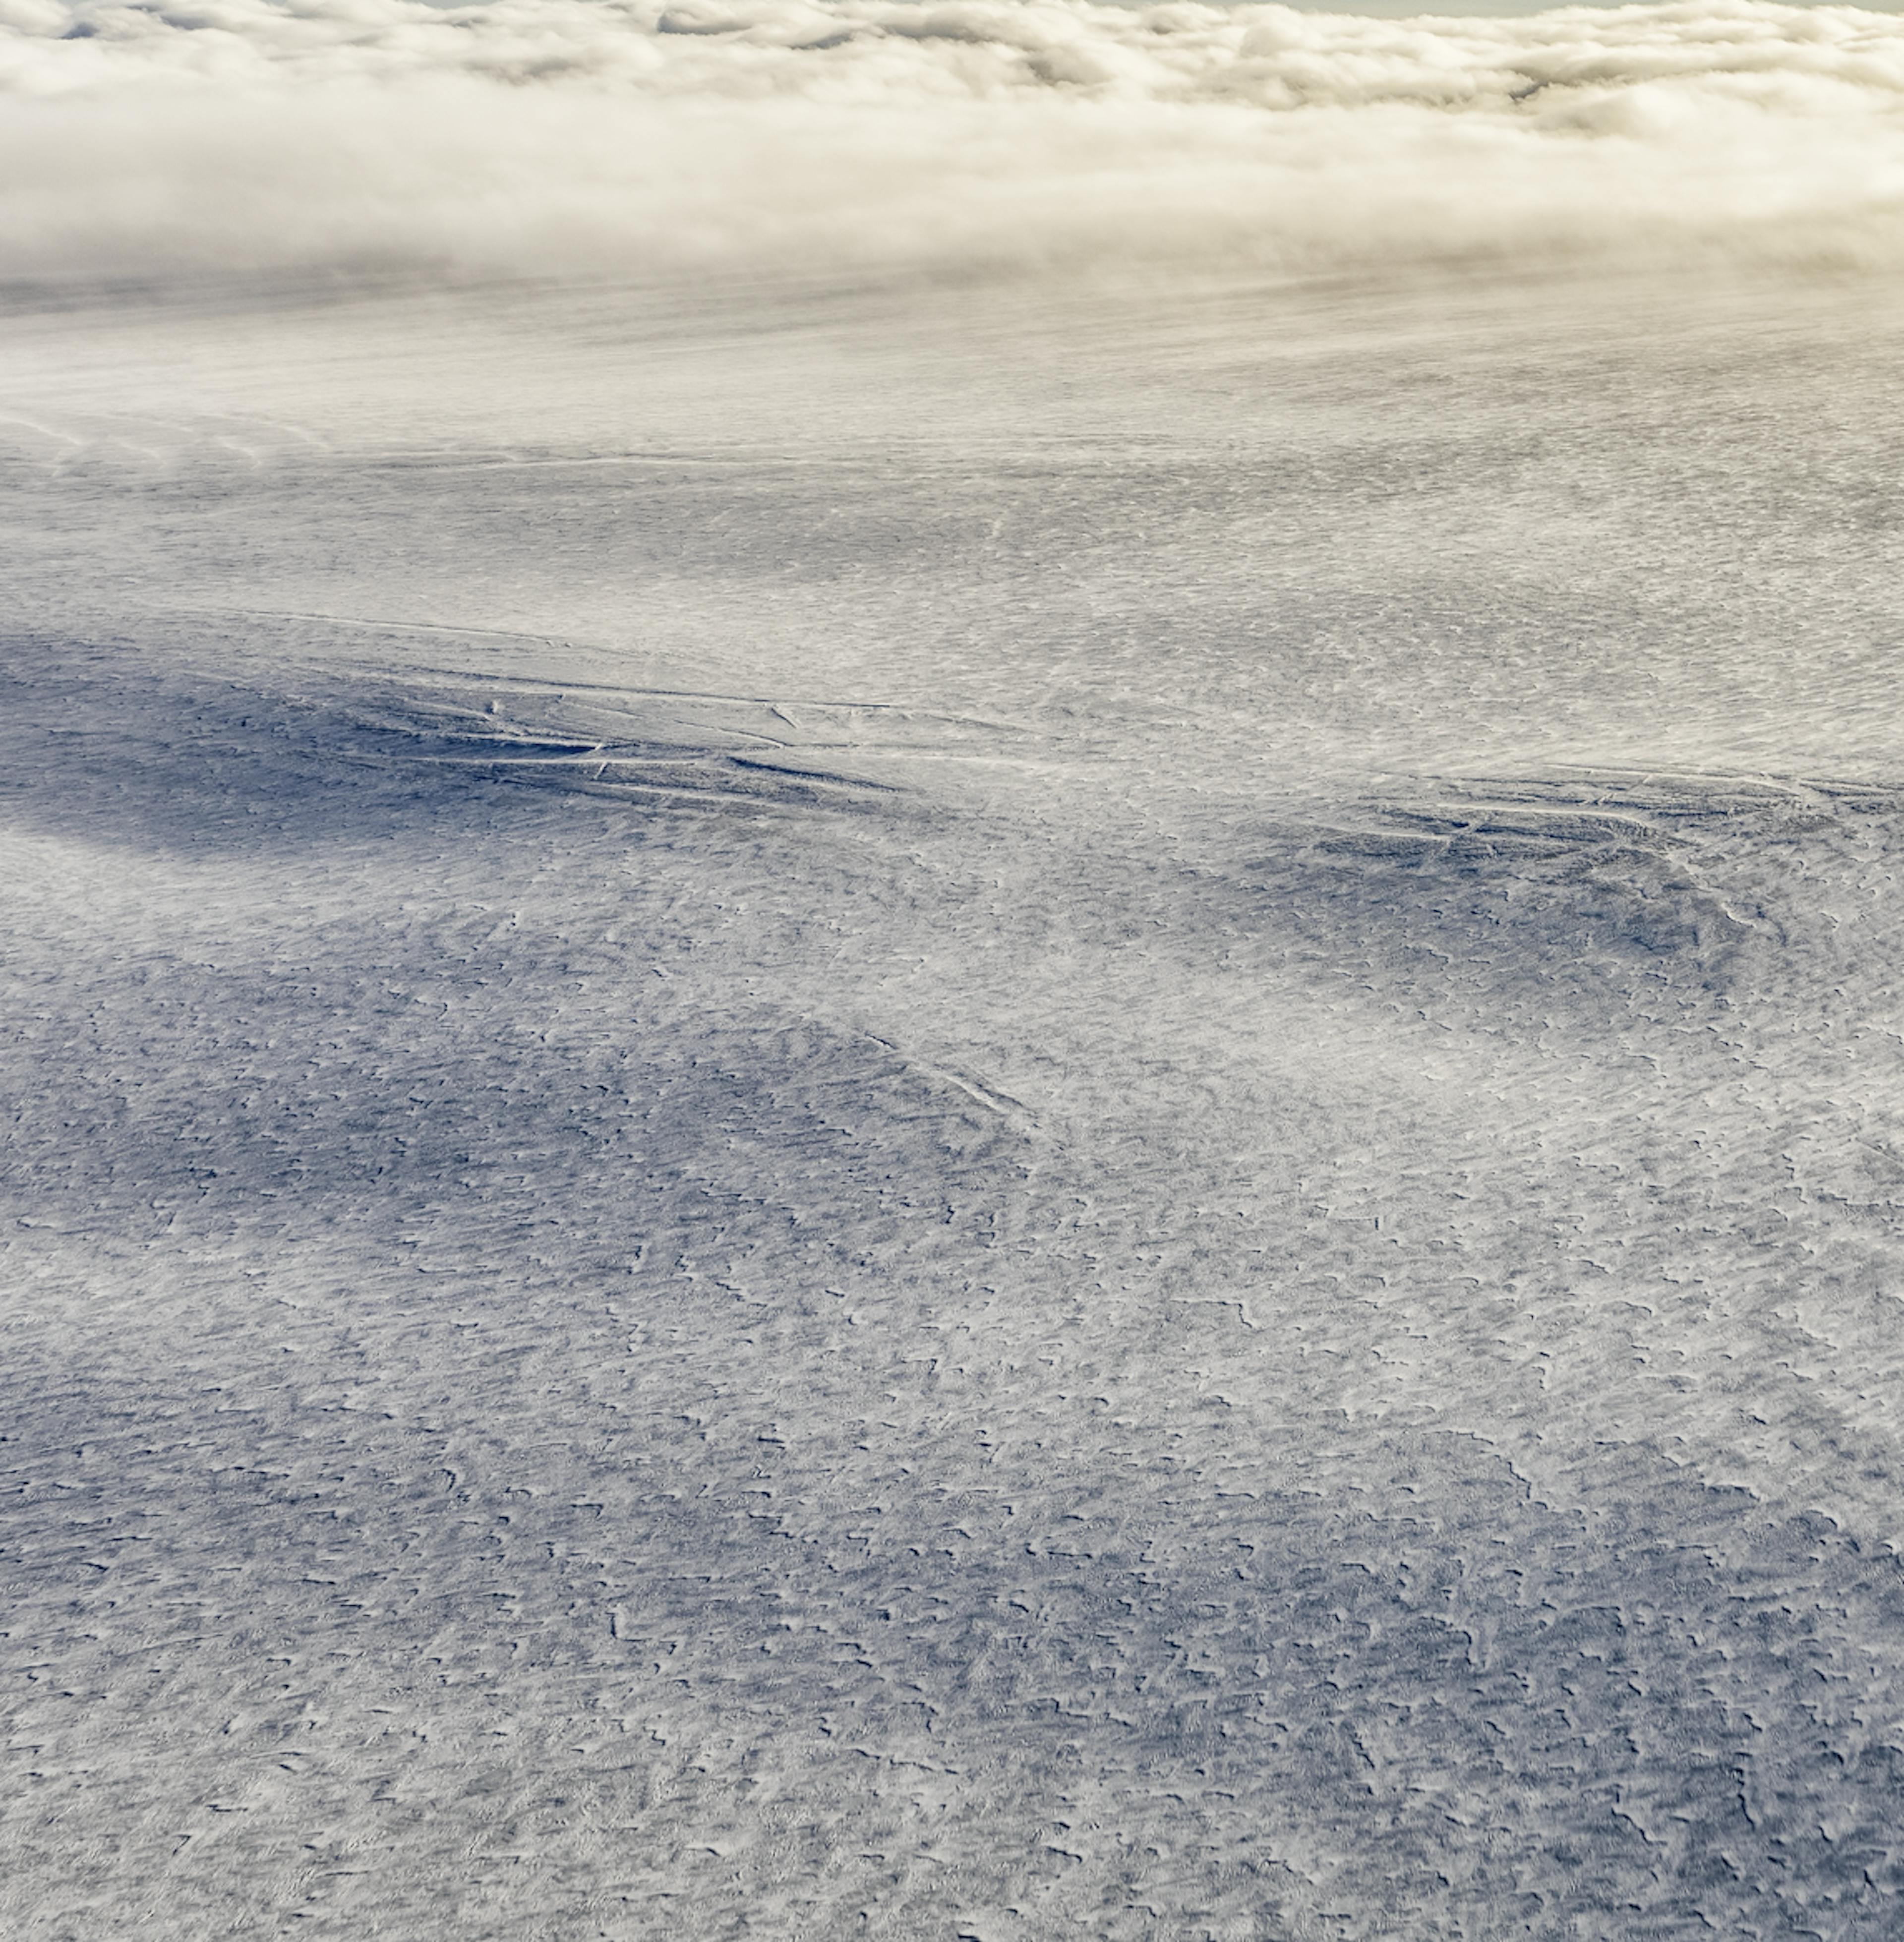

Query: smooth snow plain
[[4, 264, 1904, 1940]]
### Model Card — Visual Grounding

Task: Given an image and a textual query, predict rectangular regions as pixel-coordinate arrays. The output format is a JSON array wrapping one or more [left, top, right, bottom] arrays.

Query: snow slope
[[4, 260, 1904, 1937]]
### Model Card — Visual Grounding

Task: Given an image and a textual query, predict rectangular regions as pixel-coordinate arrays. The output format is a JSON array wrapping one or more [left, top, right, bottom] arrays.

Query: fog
[[6, 0, 1904, 278]]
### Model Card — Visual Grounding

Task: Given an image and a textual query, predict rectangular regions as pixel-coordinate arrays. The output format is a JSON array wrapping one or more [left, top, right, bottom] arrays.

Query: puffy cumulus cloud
[[4, 0, 1904, 280]]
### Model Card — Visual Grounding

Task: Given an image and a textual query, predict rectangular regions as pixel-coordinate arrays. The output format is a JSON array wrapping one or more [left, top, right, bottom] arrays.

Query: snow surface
[[4, 262, 1904, 1938]]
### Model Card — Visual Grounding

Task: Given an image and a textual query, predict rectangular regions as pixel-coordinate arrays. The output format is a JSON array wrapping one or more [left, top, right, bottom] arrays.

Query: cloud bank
[[4, 0, 1904, 282]]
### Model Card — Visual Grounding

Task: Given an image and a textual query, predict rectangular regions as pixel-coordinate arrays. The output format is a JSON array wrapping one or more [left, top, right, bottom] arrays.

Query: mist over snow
[[8, 0, 1904, 1938], [5, 0, 1904, 277]]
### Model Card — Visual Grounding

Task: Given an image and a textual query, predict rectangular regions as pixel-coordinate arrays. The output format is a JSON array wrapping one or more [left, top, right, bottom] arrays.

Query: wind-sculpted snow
[[4, 266, 1904, 1935], [7, 0, 1904, 277]]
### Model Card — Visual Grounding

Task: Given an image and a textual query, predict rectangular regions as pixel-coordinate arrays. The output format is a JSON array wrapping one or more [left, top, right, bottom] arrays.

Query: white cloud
[[4, 0, 1904, 280]]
